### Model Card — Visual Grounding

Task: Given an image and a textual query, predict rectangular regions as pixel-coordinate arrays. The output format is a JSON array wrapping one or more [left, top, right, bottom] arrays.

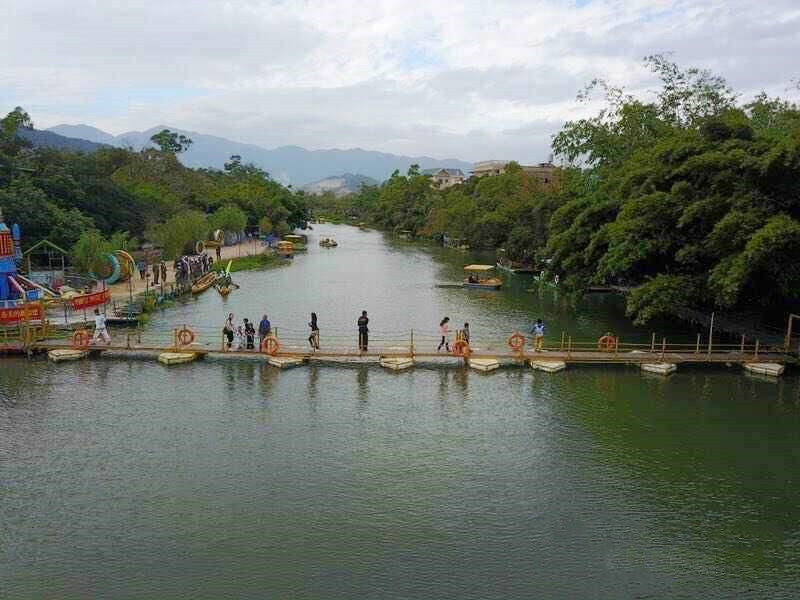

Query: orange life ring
[[598, 335, 617, 351], [177, 328, 195, 347], [72, 329, 90, 349], [508, 332, 525, 351], [261, 335, 280, 356], [452, 339, 471, 357]]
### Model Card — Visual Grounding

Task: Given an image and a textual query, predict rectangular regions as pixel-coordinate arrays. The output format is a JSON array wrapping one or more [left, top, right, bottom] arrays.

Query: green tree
[[71, 229, 113, 275], [210, 204, 248, 232], [149, 129, 193, 154], [147, 210, 208, 259], [1, 106, 33, 140]]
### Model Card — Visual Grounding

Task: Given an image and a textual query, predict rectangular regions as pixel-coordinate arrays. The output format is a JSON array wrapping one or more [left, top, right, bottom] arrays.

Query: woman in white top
[[233, 325, 245, 351], [223, 313, 235, 350], [437, 316, 451, 352]]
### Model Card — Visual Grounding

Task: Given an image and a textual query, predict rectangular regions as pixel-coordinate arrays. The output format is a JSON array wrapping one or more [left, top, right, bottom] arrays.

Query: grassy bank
[[219, 252, 287, 273]]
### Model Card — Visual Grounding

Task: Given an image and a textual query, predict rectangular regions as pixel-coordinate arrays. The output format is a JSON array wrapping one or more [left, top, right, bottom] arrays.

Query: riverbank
[[106, 238, 270, 302], [225, 252, 286, 273]]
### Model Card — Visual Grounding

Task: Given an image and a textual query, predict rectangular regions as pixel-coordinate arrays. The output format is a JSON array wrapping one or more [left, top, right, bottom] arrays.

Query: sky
[[2, 0, 799, 162]]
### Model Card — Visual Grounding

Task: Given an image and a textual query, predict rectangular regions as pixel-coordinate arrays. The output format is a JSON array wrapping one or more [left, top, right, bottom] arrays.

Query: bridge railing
[[66, 324, 788, 360]]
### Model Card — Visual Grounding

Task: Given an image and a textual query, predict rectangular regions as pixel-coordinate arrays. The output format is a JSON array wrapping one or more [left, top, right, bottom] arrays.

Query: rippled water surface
[[2, 225, 799, 599]]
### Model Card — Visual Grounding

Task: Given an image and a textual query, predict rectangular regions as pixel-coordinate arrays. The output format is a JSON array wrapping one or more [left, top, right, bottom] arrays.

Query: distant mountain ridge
[[18, 127, 108, 153], [47, 123, 473, 186], [302, 173, 379, 197]]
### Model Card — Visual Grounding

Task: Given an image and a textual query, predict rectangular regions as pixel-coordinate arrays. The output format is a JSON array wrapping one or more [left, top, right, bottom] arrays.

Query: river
[[2, 224, 799, 599]]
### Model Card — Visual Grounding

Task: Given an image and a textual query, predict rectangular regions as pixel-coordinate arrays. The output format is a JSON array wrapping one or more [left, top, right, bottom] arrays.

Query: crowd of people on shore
[[174, 254, 213, 284], [134, 254, 214, 287]]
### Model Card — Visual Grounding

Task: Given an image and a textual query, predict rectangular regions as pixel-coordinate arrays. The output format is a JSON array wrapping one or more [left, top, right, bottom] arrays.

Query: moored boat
[[191, 272, 218, 294], [276, 241, 294, 257], [284, 234, 307, 251]]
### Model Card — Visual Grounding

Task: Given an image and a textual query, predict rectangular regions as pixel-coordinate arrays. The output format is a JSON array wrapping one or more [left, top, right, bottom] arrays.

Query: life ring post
[[261, 334, 280, 356], [177, 326, 196, 348], [507, 331, 525, 353]]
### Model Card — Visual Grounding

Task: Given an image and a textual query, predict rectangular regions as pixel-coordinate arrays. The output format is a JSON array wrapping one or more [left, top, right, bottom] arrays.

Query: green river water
[[2, 224, 799, 599]]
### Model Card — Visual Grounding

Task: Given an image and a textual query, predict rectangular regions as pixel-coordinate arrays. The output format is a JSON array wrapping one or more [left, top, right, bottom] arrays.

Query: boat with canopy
[[463, 264, 503, 290]]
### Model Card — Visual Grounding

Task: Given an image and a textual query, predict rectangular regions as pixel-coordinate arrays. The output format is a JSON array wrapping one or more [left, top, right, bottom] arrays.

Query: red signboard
[[70, 288, 111, 311], [0, 302, 43, 324], [0, 231, 12, 256]]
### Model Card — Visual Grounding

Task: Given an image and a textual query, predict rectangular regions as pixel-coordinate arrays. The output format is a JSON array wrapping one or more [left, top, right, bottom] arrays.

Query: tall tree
[[149, 129, 193, 154]]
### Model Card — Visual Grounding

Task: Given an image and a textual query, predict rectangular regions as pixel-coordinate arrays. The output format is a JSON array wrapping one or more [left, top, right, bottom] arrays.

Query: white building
[[422, 168, 466, 188]]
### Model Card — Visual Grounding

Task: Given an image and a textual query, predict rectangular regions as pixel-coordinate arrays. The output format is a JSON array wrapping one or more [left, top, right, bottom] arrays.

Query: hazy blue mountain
[[47, 124, 116, 144], [302, 173, 379, 196], [46, 123, 473, 186], [17, 127, 107, 153]]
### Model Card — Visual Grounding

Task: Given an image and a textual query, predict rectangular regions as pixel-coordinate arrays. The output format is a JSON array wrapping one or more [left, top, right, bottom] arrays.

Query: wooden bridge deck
[[5, 339, 788, 366]]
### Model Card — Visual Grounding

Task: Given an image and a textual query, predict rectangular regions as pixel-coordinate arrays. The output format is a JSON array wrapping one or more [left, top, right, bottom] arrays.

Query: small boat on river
[[319, 237, 338, 247], [191, 272, 218, 294], [277, 241, 294, 257], [284, 234, 307, 251], [214, 261, 237, 297], [463, 264, 503, 290]]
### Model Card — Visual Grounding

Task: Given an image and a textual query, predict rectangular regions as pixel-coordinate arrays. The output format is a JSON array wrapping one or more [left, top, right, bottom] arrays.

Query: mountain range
[[46, 124, 473, 186], [301, 173, 379, 197], [18, 127, 108, 154]]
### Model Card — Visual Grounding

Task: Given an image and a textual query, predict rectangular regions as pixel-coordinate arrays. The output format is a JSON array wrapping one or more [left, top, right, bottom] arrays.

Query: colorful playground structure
[[0, 209, 114, 326], [0, 208, 47, 313]]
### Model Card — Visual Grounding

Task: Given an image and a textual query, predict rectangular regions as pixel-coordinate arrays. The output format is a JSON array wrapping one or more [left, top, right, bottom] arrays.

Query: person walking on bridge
[[531, 318, 545, 352], [437, 317, 451, 352], [258, 314, 271, 349], [223, 313, 235, 350], [91, 308, 111, 345], [308, 312, 320, 351], [357, 310, 369, 352]]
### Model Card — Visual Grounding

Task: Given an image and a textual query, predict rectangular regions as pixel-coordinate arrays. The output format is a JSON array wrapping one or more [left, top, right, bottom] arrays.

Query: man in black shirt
[[357, 310, 369, 352]]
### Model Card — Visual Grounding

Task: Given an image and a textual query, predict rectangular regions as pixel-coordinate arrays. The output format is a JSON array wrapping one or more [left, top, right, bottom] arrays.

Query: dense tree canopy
[[314, 56, 800, 323], [0, 114, 309, 262], [547, 56, 800, 322]]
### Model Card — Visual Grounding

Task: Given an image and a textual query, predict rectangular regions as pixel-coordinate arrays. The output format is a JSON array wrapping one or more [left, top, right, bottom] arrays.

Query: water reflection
[[557, 369, 800, 578], [356, 365, 369, 411], [258, 362, 280, 398]]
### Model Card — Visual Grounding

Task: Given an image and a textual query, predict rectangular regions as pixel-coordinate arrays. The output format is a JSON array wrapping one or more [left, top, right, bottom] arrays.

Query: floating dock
[[641, 362, 678, 376], [529, 359, 567, 373], [743, 362, 785, 377], [158, 351, 199, 365], [48, 348, 88, 362], [0, 325, 791, 377]]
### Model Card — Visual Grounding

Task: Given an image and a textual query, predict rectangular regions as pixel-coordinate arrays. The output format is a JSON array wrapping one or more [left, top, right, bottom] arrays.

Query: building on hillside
[[471, 160, 558, 186], [422, 168, 466, 188], [470, 160, 510, 178], [522, 162, 558, 185]]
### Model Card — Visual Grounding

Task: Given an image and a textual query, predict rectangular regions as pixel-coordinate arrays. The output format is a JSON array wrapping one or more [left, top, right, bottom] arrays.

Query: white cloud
[[2, 0, 799, 161]]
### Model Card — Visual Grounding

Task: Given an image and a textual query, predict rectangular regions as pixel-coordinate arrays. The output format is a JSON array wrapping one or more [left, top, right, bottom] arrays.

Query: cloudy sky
[[2, 0, 799, 162]]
